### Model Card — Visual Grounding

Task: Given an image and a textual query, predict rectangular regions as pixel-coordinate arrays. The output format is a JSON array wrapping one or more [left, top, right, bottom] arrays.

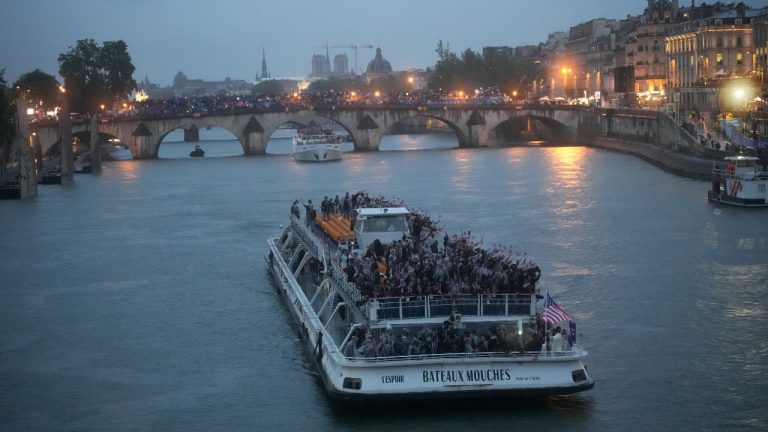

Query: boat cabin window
[[736, 160, 755, 168], [356, 215, 408, 233]]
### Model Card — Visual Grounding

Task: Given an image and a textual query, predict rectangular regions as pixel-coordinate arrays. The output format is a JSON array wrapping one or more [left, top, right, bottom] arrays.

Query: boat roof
[[356, 207, 409, 216], [724, 156, 759, 161]]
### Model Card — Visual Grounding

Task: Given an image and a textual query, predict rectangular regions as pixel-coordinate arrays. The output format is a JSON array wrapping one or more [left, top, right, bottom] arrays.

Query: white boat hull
[[267, 227, 594, 400], [293, 144, 342, 162]]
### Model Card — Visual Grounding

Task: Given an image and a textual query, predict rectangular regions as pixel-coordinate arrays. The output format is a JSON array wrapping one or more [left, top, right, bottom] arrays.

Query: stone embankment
[[591, 137, 720, 180]]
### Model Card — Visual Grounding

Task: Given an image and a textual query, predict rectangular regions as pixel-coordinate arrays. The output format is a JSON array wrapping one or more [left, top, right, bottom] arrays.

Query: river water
[[1, 131, 767, 431]]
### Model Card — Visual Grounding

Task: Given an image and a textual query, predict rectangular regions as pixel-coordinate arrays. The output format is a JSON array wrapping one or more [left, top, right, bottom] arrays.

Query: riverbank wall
[[590, 137, 720, 180]]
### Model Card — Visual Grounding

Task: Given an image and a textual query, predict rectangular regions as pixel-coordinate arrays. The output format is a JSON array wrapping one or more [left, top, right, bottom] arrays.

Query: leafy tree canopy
[[58, 39, 136, 114], [252, 79, 289, 96], [428, 40, 543, 95], [12, 69, 60, 111]]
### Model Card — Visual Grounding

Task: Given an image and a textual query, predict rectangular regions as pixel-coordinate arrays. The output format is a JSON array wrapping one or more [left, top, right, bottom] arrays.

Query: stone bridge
[[32, 105, 595, 159]]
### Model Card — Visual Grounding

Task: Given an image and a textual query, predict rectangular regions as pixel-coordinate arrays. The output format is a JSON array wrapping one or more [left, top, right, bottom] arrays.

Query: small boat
[[0, 184, 21, 199], [74, 153, 92, 174], [708, 155, 768, 207], [293, 125, 342, 162], [39, 169, 62, 185], [266, 194, 594, 401], [190, 145, 205, 157]]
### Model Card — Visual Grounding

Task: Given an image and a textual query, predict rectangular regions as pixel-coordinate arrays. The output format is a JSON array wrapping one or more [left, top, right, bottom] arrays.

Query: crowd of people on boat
[[342, 320, 570, 358], [295, 192, 541, 300]]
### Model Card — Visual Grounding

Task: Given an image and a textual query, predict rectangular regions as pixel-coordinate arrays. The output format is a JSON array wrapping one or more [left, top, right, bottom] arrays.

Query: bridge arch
[[155, 120, 244, 158], [43, 130, 122, 157], [378, 113, 464, 150], [262, 113, 356, 153], [491, 115, 572, 143]]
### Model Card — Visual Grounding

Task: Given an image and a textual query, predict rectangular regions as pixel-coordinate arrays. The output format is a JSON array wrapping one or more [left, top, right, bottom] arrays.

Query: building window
[[715, 19, 723, 25], [717, 37, 723, 48], [736, 37, 742, 47], [737, 53, 743, 65], [716, 53, 723, 65], [735, 19, 742, 25]]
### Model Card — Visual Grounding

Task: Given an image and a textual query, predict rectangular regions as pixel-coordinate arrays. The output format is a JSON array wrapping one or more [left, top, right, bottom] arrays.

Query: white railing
[[366, 294, 535, 321], [342, 346, 586, 363]]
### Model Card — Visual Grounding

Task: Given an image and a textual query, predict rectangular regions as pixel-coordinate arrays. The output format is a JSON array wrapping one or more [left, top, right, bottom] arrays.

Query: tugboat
[[292, 124, 342, 162], [189, 145, 205, 157], [266, 193, 594, 401], [708, 155, 768, 207]]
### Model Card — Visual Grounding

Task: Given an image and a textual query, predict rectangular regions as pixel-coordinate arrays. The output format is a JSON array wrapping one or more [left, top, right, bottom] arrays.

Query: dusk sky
[[2, 0, 766, 86]]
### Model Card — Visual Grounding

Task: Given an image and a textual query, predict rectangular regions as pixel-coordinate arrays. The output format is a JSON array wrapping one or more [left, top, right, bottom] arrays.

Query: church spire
[[260, 47, 270, 80]]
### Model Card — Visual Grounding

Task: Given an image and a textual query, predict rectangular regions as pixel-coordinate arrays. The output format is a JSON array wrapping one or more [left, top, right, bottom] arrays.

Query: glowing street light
[[374, 90, 381, 97], [560, 67, 572, 97], [100, 104, 106, 111], [407, 76, 414, 85], [734, 88, 747, 110]]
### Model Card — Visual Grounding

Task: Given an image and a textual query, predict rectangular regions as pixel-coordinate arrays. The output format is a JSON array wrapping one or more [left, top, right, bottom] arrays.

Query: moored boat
[[292, 125, 342, 162], [708, 156, 768, 207], [266, 193, 594, 401], [190, 145, 205, 157]]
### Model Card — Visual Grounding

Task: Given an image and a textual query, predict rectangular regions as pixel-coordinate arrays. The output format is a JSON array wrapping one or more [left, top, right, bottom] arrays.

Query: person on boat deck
[[302, 200, 314, 226], [343, 336, 358, 357], [290, 200, 300, 219], [551, 327, 564, 352]]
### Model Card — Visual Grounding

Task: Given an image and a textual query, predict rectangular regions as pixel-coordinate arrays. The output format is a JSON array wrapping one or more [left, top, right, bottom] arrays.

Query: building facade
[[666, 4, 757, 111]]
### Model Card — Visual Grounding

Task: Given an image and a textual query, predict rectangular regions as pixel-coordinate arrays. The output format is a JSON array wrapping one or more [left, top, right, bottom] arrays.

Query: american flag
[[542, 293, 573, 324]]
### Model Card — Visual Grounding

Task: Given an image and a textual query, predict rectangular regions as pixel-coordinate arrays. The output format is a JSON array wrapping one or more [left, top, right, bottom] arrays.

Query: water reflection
[[113, 160, 139, 181], [543, 147, 593, 223], [450, 149, 474, 192]]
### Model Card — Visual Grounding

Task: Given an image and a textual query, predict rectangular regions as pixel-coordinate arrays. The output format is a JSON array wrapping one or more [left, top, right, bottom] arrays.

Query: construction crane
[[315, 43, 374, 75]]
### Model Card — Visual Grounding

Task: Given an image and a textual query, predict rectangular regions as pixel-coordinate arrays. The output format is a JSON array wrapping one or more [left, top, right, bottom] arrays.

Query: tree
[[12, 69, 60, 111], [0, 69, 16, 171], [98, 41, 136, 105], [428, 40, 544, 95], [58, 39, 136, 114], [252, 79, 287, 96]]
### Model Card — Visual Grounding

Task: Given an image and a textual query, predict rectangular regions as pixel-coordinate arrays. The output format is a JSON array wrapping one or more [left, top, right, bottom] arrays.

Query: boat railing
[[329, 261, 363, 303], [290, 215, 326, 260], [343, 346, 586, 363], [369, 294, 535, 321]]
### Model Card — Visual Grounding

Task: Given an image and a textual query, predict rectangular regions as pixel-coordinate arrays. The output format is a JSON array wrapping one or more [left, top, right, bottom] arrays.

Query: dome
[[366, 48, 392, 74], [173, 71, 188, 87]]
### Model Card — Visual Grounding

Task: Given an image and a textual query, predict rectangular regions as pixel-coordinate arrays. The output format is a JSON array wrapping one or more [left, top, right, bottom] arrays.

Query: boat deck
[[313, 214, 355, 243]]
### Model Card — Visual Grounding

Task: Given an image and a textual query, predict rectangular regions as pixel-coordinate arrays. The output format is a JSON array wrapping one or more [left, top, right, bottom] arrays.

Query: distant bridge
[[31, 105, 689, 159]]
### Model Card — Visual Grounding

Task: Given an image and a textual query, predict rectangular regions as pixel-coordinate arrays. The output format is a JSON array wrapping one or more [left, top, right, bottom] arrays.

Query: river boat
[[190, 145, 205, 157], [39, 169, 61, 185], [708, 156, 768, 207], [292, 126, 342, 162], [266, 196, 594, 401], [0, 183, 21, 199]]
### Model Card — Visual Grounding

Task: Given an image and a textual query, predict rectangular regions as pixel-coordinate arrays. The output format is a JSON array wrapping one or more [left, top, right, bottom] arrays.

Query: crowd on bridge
[[100, 87, 518, 121], [296, 192, 542, 302]]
